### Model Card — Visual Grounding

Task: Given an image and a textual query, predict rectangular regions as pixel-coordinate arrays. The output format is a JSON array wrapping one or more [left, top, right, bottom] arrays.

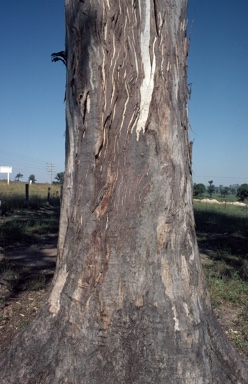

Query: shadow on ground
[[0, 206, 59, 299], [194, 207, 248, 280]]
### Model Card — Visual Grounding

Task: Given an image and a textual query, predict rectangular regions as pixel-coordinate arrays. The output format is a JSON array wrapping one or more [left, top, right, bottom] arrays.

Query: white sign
[[0, 166, 12, 184], [0, 166, 12, 173]]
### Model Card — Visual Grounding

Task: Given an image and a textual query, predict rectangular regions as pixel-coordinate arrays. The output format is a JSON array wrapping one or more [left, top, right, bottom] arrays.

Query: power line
[[46, 163, 56, 184], [193, 175, 248, 180]]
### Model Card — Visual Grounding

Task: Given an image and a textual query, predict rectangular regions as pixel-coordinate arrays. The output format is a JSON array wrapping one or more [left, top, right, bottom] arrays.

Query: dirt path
[[0, 235, 58, 352], [5, 235, 57, 274]]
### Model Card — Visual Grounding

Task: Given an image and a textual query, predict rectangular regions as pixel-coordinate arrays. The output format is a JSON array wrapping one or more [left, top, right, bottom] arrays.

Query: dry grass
[[194, 201, 248, 358], [0, 181, 61, 212]]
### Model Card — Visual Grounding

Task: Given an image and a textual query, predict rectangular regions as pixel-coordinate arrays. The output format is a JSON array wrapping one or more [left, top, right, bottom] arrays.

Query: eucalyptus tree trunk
[[0, 1, 247, 383]]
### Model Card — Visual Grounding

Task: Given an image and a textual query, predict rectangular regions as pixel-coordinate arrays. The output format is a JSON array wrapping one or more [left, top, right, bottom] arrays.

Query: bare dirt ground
[[0, 233, 57, 353]]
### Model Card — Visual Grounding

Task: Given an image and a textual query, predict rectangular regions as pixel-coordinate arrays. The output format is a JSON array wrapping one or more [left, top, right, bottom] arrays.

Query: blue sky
[[0, 0, 65, 183], [188, 0, 248, 186], [0, 1, 247, 186]]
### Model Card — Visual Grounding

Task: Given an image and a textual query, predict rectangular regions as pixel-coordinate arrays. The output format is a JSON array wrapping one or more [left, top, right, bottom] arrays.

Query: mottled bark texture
[[0, 1, 247, 383]]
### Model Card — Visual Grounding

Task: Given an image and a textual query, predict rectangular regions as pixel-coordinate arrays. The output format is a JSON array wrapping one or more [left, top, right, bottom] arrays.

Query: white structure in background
[[0, 166, 12, 184]]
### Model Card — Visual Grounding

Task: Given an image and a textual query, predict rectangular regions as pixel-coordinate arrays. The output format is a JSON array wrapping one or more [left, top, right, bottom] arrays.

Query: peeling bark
[[0, 1, 247, 383]]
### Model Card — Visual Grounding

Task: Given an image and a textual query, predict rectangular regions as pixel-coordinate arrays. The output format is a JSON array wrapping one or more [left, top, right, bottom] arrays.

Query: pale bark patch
[[135, 295, 144, 308], [86, 93, 91, 113], [161, 258, 180, 330], [161, 257, 173, 299], [49, 265, 68, 315], [181, 254, 190, 288], [136, 0, 156, 140], [156, 215, 169, 253], [172, 304, 180, 331], [183, 301, 190, 316]]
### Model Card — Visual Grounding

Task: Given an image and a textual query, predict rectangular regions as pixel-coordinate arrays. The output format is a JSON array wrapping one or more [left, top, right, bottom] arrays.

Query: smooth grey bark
[[0, 0, 247, 383]]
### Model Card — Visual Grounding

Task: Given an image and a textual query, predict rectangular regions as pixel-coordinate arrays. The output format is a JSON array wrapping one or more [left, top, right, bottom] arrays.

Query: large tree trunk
[[0, 1, 247, 383]]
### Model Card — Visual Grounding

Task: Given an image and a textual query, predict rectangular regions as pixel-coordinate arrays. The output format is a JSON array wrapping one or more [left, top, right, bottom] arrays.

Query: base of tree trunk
[[0, 300, 247, 383]]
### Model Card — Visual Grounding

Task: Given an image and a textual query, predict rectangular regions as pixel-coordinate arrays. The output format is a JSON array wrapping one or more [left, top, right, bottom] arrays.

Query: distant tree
[[193, 183, 206, 197], [236, 184, 248, 202], [229, 187, 237, 195], [220, 187, 229, 198], [28, 174, 36, 184], [207, 180, 215, 198], [230, 184, 239, 194], [53, 171, 64, 184], [15, 173, 23, 182]]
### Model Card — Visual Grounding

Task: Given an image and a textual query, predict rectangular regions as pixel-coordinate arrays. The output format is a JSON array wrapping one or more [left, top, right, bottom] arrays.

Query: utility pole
[[46, 163, 56, 184]]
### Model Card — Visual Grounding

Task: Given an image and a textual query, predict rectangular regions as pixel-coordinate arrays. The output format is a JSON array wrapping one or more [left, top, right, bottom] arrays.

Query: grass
[[0, 265, 18, 279], [204, 265, 248, 305], [0, 210, 59, 246], [0, 181, 60, 245], [194, 201, 248, 355], [194, 201, 248, 278], [25, 275, 47, 291], [0, 181, 61, 213]]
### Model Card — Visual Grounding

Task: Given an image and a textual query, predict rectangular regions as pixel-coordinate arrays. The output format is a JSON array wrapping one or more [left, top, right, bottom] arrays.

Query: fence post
[[25, 184, 29, 208], [0, 200, 2, 216], [47, 187, 51, 204]]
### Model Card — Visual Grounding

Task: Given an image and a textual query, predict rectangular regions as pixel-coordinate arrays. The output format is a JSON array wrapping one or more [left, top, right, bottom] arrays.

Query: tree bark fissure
[[0, 1, 247, 383]]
